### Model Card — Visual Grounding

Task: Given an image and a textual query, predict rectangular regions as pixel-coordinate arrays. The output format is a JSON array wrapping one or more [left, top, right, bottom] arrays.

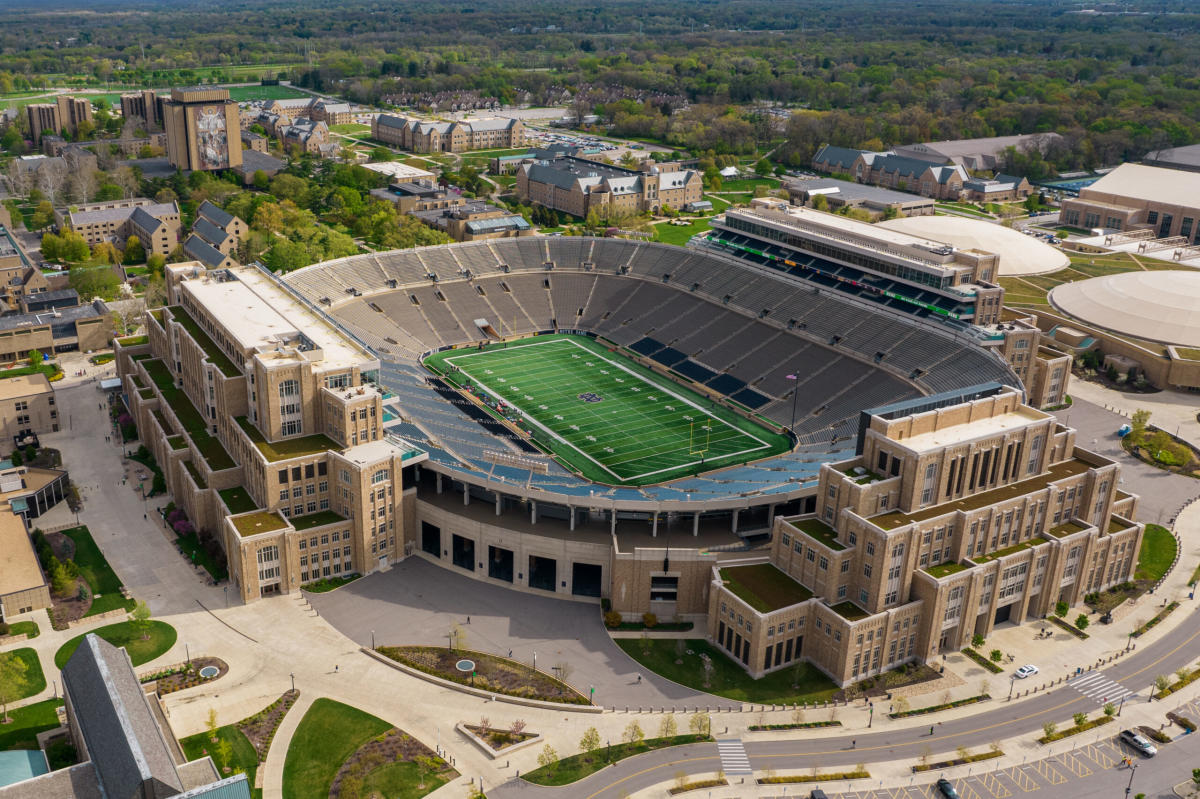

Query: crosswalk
[[1067, 671, 1133, 705], [716, 739, 752, 775]]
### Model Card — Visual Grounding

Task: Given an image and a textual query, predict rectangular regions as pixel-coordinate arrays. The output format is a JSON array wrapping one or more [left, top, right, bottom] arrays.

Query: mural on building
[[197, 107, 229, 170]]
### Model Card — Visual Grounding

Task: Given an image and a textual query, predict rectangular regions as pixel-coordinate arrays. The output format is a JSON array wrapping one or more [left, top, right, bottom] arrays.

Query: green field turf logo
[[577, 392, 604, 403]]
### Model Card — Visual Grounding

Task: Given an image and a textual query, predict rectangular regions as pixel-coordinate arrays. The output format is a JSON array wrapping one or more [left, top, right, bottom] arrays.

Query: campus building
[[0, 300, 113, 363], [1059, 163, 1200, 243], [163, 87, 243, 172], [120, 89, 166, 130], [25, 95, 93, 145], [0, 373, 58, 442], [0, 502, 51, 621], [116, 262, 427, 603], [812, 144, 1034, 203], [707, 387, 1142, 683], [371, 114, 524, 153], [56, 198, 182, 257], [515, 149, 703, 218], [410, 202, 532, 242]]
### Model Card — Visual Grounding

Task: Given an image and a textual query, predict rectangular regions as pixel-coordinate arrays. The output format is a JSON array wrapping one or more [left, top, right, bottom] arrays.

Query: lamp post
[[290, 672, 295, 692], [787, 373, 800, 430], [1118, 694, 1125, 717], [868, 702, 873, 728], [184, 642, 190, 666], [1009, 676, 1016, 700], [1124, 762, 1137, 796], [370, 629, 375, 650]]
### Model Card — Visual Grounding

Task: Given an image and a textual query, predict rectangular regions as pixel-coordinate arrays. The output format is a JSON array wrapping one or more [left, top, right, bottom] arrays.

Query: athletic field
[[423, 334, 791, 486]]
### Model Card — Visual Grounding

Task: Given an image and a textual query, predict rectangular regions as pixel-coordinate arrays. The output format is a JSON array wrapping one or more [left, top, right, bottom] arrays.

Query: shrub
[[989, 649, 1003, 663], [642, 612, 658, 629], [1054, 601, 1068, 618], [603, 611, 622, 629], [971, 633, 985, 648], [1075, 614, 1089, 631]]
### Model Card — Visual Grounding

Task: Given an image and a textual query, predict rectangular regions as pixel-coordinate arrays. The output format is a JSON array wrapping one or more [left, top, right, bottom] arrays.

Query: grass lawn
[[0, 648, 46, 701], [6, 621, 39, 639], [182, 724, 260, 798], [54, 620, 177, 670], [616, 638, 837, 704], [176, 530, 228, 581], [359, 760, 451, 798], [717, 177, 779, 193], [0, 699, 63, 750], [59, 525, 136, 617], [1136, 524, 1177, 583], [423, 334, 790, 485], [282, 698, 392, 799], [225, 84, 311, 102], [710, 191, 754, 205], [653, 218, 711, 247], [524, 734, 712, 786], [0, 362, 62, 382], [330, 123, 371, 134]]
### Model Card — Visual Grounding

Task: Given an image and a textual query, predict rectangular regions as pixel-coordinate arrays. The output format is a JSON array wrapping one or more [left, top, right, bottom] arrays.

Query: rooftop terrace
[[719, 564, 813, 613], [218, 486, 258, 515], [829, 601, 869, 621], [142, 359, 235, 470], [972, 536, 1049, 564], [785, 516, 846, 551], [230, 511, 289, 537], [925, 561, 969, 579], [236, 416, 340, 462], [291, 510, 347, 531], [1047, 519, 1090, 539]]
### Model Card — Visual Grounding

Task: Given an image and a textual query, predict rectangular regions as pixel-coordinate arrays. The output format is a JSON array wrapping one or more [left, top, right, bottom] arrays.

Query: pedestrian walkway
[[716, 739, 751, 775], [1066, 671, 1133, 706]]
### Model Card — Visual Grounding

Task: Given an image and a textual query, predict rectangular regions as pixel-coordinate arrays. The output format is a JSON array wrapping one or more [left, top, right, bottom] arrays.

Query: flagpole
[[787, 373, 800, 431]]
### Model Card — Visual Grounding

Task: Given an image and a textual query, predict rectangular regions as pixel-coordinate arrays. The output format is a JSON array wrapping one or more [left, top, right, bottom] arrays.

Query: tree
[[252, 170, 270, 191], [1075, 614, 1089, 631], [49, 557, 75, 595], [688, 711, 711, 736], [579, 726, 601, 759], [0, 652, 30, 722], [1102, 702, 1116, 717], [26, 350, 41, 368], [700, 653, 714, 688], [206, 708, 219, 742], [1042, 721, 1057, 738], [215, 738, 233, 773], [1154, 674, 1170, 695], [811, 193, 829, 212], [1130, 408, 1151, 444], [536, 744, 558, 774], [754, 158, 771, 175], [1054, 601, 1068, 618], [989, 649, 1003, 663], [69, 264, 121, 300], [29, 200, 55, 231], [131, 600, 152, 640], [658, 714, 678, 738], [1072, 711, 1088, 727], [971, 633, 985, 649], [123, 235, 146, 265], [414, 755, 439, 789], [623, 720, 644, 745]]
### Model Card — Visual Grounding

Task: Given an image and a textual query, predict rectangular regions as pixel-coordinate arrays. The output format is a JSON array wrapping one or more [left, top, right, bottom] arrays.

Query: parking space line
[[1033, 757, 1067, 784], [1005, 765, 1040, 792], [1081, 742, 1117, 769], [958, 779, 986, 799], [1057, 751, 1093, 778], [977, 771, 1012, 798]]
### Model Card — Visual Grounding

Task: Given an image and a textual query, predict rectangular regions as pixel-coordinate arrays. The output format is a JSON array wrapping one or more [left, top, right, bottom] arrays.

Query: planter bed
[[1132, 602, 1179, 638], [961, 648, 1003, 673], [748, 720, 841, 731], [615, 621, 694, 632], [1139, 725, 1171, 744], [670, 778, 728, 795], [141, 657, 228, 695], [1049, 615, 1089, 639], [377, 646, 589, 705], [1155, 666, 1200, 699], [1037, 715, 1113, 743], [891, 694, 990, 719], [758, 769, 870, 784], [1167, 712, 1196, 732], [913, 749, 1002, 772]]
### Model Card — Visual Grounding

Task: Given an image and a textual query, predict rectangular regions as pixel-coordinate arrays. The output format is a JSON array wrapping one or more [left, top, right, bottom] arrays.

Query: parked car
[[1015, 664, 1039, 679], [936, 778, 960, 798], [809, 790, 829, 799], [1119, 729, 1158, 757]]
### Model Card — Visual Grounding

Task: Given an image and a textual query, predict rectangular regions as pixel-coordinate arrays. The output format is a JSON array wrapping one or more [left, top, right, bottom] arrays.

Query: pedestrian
[[335, 664, 339, 673], [466, 615, 471, 624], [508, 649, 512, 658], [637, 674, 642, 684], [851, 739, 856, 748], [930, 726, 934, 736], [143, 513, 147, 519]]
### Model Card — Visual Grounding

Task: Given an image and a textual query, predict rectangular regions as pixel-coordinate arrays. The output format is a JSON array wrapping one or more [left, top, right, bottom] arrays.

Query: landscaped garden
[[376, 646, 590, 704], [54, 620, 177, 669], [300, 574, 361, 593], [1136, 524, 1177, 584], [0, 648, 46, 704], [59, 525, 137, 616], [524, 728, 713, 786], [181, 690, 298, 799], [0, 699, 63, 750], [615, 638, 838, 704], [34, 525, 136, 628], [283, 698, 455, 799]]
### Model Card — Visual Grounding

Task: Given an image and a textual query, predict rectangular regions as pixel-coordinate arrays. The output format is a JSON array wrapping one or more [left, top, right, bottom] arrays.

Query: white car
[[1014, 664, 1039, 679]]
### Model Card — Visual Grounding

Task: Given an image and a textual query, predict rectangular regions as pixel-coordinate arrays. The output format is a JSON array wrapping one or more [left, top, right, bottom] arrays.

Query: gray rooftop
[[813, 144, 871, 171], [1143, 143, 1200, 171], [69, 201, 176, 228], [788, 177, 934, 208], [128, 206, 166, 235], [237, 150, 286, 175], [183, 235, 229, 268], [0, 299, 104, 331], [197, 200, 234, 230], [61, 635, 183, 798], [193, 217, 232, 248]]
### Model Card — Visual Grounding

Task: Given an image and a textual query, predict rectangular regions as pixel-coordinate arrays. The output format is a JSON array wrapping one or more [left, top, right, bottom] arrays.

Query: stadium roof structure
[[877, 216, 1068, 276], [1048, 270, 1200, 347], [1143, 143, 1200, 173], [1082, 162, 1199, 208]]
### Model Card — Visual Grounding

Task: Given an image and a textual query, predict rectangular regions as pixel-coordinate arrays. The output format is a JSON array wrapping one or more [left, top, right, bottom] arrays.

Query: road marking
[[1080, 741, 1117, 769], [1032, 758, 1067, 785], [716, 738, 752, 775], [1056, 751, 1092, 778], [1004, 765, 1040, 792], [977, 771, 1012, 798], [1067, 672, 1132, 705]]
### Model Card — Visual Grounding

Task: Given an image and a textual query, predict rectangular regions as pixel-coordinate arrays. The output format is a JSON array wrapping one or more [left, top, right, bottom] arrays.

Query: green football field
[[423, 334, 791, 485]]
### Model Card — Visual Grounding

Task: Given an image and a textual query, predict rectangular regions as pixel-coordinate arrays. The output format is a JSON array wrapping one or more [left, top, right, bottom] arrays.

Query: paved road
[[308, 557, 739, 709]]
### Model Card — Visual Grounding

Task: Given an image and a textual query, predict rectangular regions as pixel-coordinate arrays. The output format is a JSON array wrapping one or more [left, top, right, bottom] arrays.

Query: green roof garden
[[116, 335, 149, 347], [183, 460, 208, 489], [138, 388, 155, 401], [1047, 520, 1090, 539], [152, 409, 173, 435], [843, 466, 885, 485], [236, 416, 340, 462], [291, 510, 347, 531], [142, 359, 236, 471], [148, 308, 164, 325], [830, 601, 869, 621], [925, 561, 968, 579], [973, 537, 1049, 564], [872, 458, 1093, 531], [231, 511, 289, 537], [168, 306, 241, 378], [130, 374, 145, 389], [219, 486, 259, 515], [719, 564, 813, 613], [166, 435, 187, 451], [1108, 517, 1134, 534], [786, 516, 846, 551]]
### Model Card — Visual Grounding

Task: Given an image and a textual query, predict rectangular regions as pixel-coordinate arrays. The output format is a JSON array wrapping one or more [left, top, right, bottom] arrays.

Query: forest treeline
[[0, 0, 1198, 171]]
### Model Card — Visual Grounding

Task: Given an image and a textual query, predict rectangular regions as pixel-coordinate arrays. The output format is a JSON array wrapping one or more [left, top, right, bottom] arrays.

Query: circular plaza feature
[[878, 215, 1069, 276], [1048, 270, 1200, 347]]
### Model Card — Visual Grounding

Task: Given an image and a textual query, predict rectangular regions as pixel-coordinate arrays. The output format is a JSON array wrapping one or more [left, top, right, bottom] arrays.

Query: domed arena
[[1048, 270, 1200, 348], [877, 215, 1069, 277]]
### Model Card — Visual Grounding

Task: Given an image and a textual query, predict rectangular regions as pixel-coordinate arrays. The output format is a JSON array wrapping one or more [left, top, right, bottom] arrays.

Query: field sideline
[[424, 334, 791, 485]]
